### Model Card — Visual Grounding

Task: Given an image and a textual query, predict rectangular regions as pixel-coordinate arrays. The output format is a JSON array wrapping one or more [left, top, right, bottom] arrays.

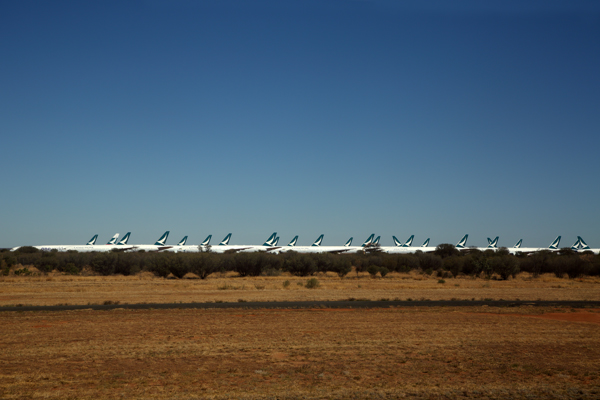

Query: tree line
[[1, 245, 599, 279]]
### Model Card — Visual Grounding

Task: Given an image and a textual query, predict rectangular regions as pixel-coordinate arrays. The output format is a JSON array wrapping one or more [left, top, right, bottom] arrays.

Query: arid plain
[[1, 271, 600, 399]]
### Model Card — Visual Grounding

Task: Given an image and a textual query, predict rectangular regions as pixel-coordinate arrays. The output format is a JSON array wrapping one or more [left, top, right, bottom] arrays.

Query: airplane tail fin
[[548, 236, 561, 250], [421, 238, 430, 247], [201, 235, 212, 246], [117, 232, 131, 245], [311, 234, 324, 247], [402, 235, 414, 247], [154, 231, 170, 246], [392, 236, 402, 247], [487, 236, 498, 248], [273, 237, 280, 246], [513, 239, 522, 248], [344, 237, 353, 247], [361, 234, 375, 247], [86, 235, 98, 245], [107, 233, 119, 245], [287, 236, 298, 246], [177, 236, 188, 246], [263, 232, 277, 246], [372, 236, 381, 246], [577, 236, 590, 250], [456, 234, 468, 249], [219, 233, 232, 246]]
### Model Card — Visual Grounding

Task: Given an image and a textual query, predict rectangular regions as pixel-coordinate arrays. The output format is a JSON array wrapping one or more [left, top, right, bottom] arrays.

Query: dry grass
[[1, 306, 599, 399], [1, 270, 600, 307]]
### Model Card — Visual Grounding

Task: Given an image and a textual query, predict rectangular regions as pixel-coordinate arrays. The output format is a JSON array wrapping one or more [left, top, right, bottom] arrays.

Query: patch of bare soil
[[0, 307, 599, 399]]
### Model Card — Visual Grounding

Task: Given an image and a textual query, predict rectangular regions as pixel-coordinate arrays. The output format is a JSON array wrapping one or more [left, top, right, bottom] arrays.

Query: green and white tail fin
[[571, 238, 581, 250], [154, 231, 169, 246], [263, 232, 277, 246], [421, 238, 430, 247], [456, 234, 468, 249], [372, 236, 381, 246], [219, 233, 232, 246], [273, 237, 280, 246], [361, 234, 375, 247], [201, 235, 212, 246], [177, 236, 188, 246], [392, 236, 402, 247], [487, 236, 499, 249], [86, 235, 98, 245], [548, 236, 561, 250], [402, 235, 414, 247], [344, 237, 353, 247], [117, 232, 131, 245], [577, 236, 590, 250], [513, 239, 522, 248], [311, 234, 324, 247], [107, 233, 120, 245], [287, 236, 298, 246]]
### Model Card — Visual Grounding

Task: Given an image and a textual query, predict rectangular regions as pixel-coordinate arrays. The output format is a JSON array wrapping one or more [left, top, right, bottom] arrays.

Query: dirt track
[[2, 299, 600, 312]]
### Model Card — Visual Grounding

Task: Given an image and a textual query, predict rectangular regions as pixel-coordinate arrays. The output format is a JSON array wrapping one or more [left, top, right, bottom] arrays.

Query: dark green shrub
[[60, 263, 80, 275], [443, 256, 463, 277], [434, 244, 459, 258], [91, 253, 117, 276], [330, 257, 352, 278], [284, 253, 317, 277], [185, 254, 217, 279], [490, 256, 519, 280], [233, 253, 264, 277], [367, 265, 380, 277], [305, 278, 320, 289], [418, 253, 442, 272]]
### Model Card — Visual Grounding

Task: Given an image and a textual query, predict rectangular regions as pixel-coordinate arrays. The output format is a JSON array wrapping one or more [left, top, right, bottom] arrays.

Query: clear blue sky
[[1, 0, 599, 248]]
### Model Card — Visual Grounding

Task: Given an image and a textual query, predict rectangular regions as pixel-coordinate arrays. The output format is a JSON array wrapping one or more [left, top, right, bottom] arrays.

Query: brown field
[[1, 269, 600, 307], [1, 306, 600, 399]]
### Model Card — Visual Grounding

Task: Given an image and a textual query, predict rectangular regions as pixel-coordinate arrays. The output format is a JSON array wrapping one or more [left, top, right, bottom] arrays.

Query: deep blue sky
[[1, 0, 599, 248]]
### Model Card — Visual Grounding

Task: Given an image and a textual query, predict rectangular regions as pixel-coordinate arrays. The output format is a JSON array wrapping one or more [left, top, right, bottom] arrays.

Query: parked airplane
[[336, 234, 377, 254], [125, 231, 171, 252], [170, 232, 280, 253], [11, 233, 123, 252], [507, 236, 561, 254], [381, 235, 435, 254]]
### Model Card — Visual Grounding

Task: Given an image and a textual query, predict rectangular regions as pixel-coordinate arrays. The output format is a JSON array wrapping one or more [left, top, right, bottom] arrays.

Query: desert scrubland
[[1, 270, 600, 306], [1, 271, 600, 399]]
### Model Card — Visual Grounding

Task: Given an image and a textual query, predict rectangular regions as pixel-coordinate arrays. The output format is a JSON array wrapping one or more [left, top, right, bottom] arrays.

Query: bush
[[59, 263, 80, 275], [443, 256, 463, 277], [233, 253, 264, 277], [490, 256, 519, 280], [435, 244, 459, 258], [14, 268, 32, 276], [185, 254, 217, 279], [379, 266, 389, 277], [284, 253, 317, 277], [418, 253, 442, 272], [330, 257, 352, 278], [305, 278, 320, 289], [367, 265, 380, 277], [283, 280, 290, 288]]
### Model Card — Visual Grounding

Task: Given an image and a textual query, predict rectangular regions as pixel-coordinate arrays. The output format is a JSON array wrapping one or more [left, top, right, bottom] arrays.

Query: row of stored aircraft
[[10, 232, 600, 254]]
